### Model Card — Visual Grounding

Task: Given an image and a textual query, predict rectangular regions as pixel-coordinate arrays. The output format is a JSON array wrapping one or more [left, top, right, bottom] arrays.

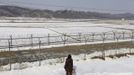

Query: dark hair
[[67, 54, 72, 59]]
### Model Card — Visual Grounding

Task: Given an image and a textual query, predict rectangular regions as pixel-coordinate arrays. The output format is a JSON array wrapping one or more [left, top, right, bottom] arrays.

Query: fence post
[[130, 31, 134, 54], [101, 32, 106, 60], [91, 33, 95, 42], [78, 33, 82, 43], [30, 34, 33, 48], [8, 40, 12, 71], [38, 38, 41, 66], [122, 31, 125, 40], [47, 34, 50, 45], [131, 31, 134, 41], [10, 35, 13, 48], [63, 34, 67, 45], [102, 32, 106, 43], [84, 34, 88, 44], [112, 31, 116, 40], [115, 36, 120, 55]]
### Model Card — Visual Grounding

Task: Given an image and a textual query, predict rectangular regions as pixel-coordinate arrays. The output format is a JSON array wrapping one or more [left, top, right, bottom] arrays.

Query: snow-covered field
[[0, 26, 129, 38], [0, 19, 134, 75], [0, 20, 133, 51], [0, 27, 58, 38], [0, 18, 134, 38], [0, 20, 133, 37]]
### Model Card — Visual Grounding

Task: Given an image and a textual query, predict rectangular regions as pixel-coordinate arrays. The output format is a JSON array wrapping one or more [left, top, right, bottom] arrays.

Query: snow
[[0, 21, 132, 37], [49, 26, 128, 34], [0, 20, 132, 38], [0, 26, 129, 38], [0, 27, 59, 38], [1, 48, 134, 74], [0, 54, 134, 75], [104, 24, 134, 30], [0, 19, 134, 74], [0, 20, 133, 51]]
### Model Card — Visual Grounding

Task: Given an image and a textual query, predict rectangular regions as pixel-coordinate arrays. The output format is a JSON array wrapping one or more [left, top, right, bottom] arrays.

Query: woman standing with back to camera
[[64, 54, 73, 75]]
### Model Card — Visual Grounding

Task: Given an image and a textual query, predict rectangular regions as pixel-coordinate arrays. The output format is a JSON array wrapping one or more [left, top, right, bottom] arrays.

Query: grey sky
[[0, 0, 134, 13]]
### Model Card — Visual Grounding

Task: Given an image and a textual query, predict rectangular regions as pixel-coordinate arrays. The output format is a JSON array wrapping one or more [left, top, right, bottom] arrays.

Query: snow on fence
[[0, 31, 133, 51]]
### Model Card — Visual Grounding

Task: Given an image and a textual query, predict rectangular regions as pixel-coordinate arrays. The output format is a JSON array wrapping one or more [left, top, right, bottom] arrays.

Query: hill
[[0, 5, 134, 19]]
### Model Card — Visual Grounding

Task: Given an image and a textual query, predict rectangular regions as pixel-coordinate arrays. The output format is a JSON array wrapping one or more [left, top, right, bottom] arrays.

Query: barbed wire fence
[[0, 31, 134, 71]]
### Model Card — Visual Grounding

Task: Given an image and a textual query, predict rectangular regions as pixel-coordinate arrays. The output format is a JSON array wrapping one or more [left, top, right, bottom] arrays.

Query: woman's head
[[68, 54, 72, 59]]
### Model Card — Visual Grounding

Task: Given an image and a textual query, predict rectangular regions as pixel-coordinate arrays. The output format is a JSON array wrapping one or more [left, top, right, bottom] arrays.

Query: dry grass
[[0, 41, 134, 58], [0, 41, 134, 66], [0, 51, 16, 58], [91, 52, 134, 60]]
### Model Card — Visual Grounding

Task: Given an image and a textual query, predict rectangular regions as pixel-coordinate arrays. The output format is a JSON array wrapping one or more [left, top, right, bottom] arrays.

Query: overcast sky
[[0, 0, 134, 13]]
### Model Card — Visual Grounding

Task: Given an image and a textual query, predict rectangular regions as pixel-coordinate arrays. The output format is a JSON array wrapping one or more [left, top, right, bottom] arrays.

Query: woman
[[64, 54, 73, 75]]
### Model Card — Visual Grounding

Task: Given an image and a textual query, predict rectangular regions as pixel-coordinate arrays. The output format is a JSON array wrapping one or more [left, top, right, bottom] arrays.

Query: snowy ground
[[0, 20, 133, 51], [0, 54, 134, 75], [0, 27, 58, 38], [0, 18, 133, 38], [0, 48, 134, 75], [0, 26, 129, 38], [0, 21, 133, 38], [0, 19, 134, 75]]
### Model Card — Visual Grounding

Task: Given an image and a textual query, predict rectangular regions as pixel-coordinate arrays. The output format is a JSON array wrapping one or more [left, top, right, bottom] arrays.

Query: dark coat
[[64, 58, 73, 72]]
